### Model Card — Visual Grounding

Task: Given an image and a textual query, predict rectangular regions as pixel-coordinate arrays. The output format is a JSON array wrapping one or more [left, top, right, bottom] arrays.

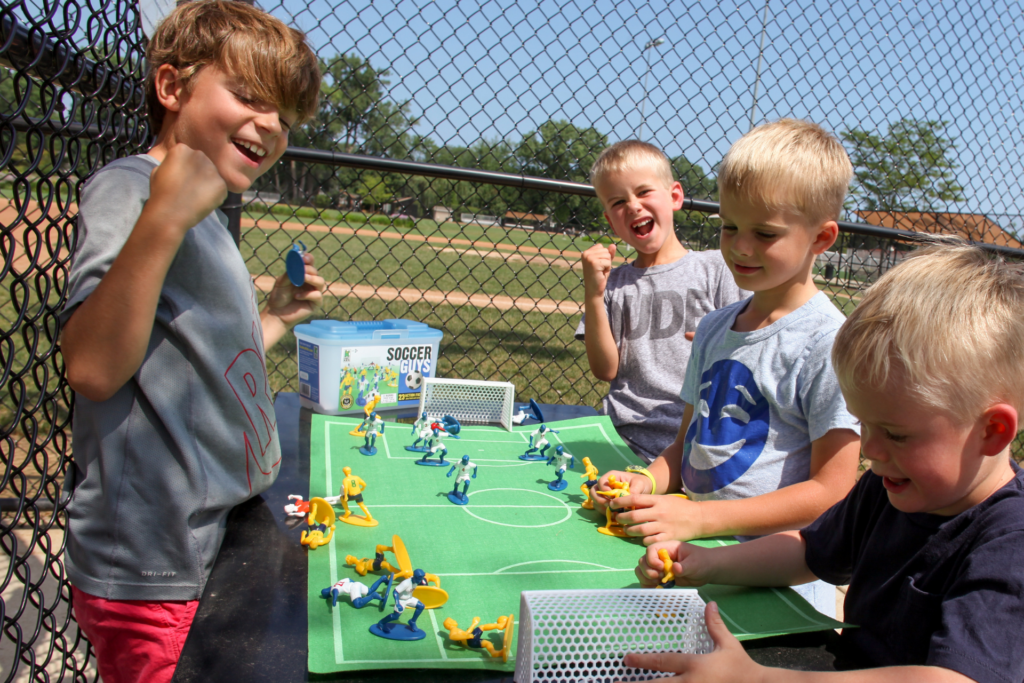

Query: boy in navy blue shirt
[[631, 241, 1024, 683]]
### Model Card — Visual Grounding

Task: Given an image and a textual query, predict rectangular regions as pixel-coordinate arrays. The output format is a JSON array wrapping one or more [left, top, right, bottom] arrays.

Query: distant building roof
[[505, 211, 548, 222], [855, 211, 1024, 249]]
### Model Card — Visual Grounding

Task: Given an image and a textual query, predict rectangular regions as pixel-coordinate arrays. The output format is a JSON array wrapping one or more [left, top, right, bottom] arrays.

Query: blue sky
[[204, 0, 1024, 221]]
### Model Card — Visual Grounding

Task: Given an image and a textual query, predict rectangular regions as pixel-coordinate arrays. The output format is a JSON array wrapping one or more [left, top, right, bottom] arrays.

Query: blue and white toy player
[[406, 419, 434, 453], [359, 412, 385, 456], [546, 445, 575, 491], [411, 411, 430, 437], [370, 569, 428, 641], [415, 427, 448, 466], [320, 575, 389, 609], [446, 455, 478, 505], [519, 424, 560, 461]]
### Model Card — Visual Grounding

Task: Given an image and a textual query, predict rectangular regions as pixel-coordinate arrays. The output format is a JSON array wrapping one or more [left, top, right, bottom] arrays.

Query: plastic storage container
[[293, 319, 443, 415]]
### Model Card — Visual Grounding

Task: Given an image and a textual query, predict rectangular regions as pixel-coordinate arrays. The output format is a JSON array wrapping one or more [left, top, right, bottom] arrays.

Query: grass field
[[305, 413, 846, 674]]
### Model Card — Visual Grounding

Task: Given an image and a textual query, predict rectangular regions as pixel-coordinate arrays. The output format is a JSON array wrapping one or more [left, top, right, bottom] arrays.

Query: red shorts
[[72, 586, 198, 683]]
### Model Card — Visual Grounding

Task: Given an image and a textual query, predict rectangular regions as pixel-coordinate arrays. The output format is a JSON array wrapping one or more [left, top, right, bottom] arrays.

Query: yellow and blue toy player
[[520, 424, 560, 461], [446, 455, 478, 505], [357, 411, 385, 455], [320, 575, 390, 609], [370, 569, 428, 641], [546, 445, 575, 491], [415, 427, 449, 466]]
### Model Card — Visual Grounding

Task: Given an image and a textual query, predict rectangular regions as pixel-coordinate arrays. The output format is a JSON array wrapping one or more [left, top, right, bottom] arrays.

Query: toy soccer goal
[[417, 378, 516, 431], [514, 589, 711, 683]]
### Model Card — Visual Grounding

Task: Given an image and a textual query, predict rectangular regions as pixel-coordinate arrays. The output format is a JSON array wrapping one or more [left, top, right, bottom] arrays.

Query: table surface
[[172, 394, 837, 683]]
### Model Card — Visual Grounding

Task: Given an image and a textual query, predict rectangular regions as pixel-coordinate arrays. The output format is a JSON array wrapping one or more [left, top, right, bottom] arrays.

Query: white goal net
[[514, 589, 711, 683], [417, 378, 516, 431]]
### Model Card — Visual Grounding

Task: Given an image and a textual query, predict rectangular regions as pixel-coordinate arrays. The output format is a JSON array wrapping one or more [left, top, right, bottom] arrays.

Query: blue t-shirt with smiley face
[[680, 291, 858, 503]]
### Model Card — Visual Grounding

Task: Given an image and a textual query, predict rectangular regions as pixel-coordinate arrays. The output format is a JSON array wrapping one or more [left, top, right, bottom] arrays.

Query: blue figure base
[[447, 491, 469, 505], [369, 623, 426, 641], [359, 446, 377, 456], [405, 445, 427, 452], [415, 459, 447, 467], [519, 453, 546, 461], [529, 398, 545, 423], [547, 479, 568, 491]]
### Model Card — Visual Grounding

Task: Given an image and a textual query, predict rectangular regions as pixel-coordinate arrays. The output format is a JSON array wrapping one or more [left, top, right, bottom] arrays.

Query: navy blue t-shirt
[[802, 466, 1024, 682]]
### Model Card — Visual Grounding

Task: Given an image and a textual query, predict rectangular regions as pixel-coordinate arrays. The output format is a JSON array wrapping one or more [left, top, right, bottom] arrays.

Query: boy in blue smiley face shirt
[[632, 241, 1024, 682], [593, 120, 861, 617]]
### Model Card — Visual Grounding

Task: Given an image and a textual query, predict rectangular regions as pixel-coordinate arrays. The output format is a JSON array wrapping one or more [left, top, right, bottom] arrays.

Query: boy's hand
[[581, 243, 616, 298], [635, 541, 711, 587], [264, 251, 326, 325], [591, 469, 654, 514], [621, 602, 762, 683], [614, 493, 705, 545], [146, 143, 228, 236]]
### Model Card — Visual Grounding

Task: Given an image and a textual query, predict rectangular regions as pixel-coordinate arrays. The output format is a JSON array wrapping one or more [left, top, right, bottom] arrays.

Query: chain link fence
[[2, 0, 1024, 679]]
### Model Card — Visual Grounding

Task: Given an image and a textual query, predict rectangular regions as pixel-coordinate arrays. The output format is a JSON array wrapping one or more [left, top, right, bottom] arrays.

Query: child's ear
[[979, 404, 1018, 456], [670, 181, 684, 210], [152, 64, 186, 113], [810, 220, 839, 255]]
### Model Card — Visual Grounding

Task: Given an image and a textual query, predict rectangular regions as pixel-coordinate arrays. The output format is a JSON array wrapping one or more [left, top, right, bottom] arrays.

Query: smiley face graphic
[[682, 359, 770, 494]]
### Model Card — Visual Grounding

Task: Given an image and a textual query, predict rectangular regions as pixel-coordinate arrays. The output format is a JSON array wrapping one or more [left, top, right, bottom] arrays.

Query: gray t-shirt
[[574, 250, 746, 462], [61, 155, 282, 601], [680, 291, 859, 617]]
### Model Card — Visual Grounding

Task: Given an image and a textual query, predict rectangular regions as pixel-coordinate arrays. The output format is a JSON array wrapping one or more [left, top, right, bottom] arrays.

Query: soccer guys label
[[336, 343, 435, 411]]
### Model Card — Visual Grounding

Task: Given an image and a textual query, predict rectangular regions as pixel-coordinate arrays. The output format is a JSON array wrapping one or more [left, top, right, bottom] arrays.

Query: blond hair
[[718, 119, 852, 225], [832, 239, 1024, 421], [145, 1, 321, 130], [590, 141, 674, 197]]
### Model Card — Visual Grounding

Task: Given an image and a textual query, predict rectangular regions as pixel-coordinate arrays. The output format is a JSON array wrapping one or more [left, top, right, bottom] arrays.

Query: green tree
[[841, 118, 964, 212], [516, 120, 607, 229]]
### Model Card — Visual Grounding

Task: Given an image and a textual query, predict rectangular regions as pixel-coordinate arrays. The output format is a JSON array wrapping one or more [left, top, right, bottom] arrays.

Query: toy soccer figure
[[338, 466, 377, 526], [415, 427, 448, 466], [320, 575, 390, 610], [546, 445, 575, 491], [595, 475, 631, 537], [411, 411, 430, 437], [356, 371, 369, 406], [345, 544, 400, 576], [655, 548, 676, 589], [446, 455, 478, 505], [443, 615, 514, 662], [406, 419, 434, 452], [370, 569, 429, 641], [284, 494, 311, 518], [358, 412, 385, 455], [579, 457, 600, 509], [519, 424, 560, 461]]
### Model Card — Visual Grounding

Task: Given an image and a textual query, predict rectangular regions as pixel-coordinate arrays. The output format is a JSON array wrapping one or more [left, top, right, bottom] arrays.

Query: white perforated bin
[[418, 377, 516, 431], [514, 589, 711, 683]]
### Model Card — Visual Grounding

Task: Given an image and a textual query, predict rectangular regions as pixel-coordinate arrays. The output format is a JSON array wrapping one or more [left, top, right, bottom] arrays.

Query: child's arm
[[629, 538, 971, 683], [260, 250, 325, 349], [591, 403, 692, 515], [612, 426, 860, 543], [624, 603, 973, 683], [580, 243, 619, 381], [62, 144, 227, 402]]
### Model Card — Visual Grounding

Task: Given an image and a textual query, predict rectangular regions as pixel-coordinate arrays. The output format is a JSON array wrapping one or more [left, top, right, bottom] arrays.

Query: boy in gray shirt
[[59, 4, 323, 681], [595, 121, 862, 617], [576, 141, 746, 462]]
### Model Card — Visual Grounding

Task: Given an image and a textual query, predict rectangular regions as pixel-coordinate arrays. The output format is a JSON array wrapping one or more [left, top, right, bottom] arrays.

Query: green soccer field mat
[[305, 414, 847, 674]]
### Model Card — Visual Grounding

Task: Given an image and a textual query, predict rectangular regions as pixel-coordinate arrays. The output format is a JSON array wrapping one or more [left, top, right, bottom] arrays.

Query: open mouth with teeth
[[233, 139, 267, 164], [631, 217, 655, 237]]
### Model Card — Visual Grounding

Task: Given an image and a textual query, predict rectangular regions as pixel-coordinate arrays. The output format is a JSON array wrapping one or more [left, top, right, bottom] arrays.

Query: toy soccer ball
[[405, 371, 423, 390]]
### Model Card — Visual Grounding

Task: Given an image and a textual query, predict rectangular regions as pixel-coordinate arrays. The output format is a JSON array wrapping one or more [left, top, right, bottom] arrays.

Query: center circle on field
[[461, 488, 572, 528]]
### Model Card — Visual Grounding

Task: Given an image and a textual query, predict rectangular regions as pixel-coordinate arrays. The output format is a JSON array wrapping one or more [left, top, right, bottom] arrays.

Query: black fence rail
[[2, 0, 1024, 680]]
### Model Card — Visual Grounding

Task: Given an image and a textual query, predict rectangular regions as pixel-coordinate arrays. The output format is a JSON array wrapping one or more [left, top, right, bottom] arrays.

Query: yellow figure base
[[597, 524, 629, 537], [349, 428, 366, 437], [339, 514, 378, 527], [581, 499, 594, 510]]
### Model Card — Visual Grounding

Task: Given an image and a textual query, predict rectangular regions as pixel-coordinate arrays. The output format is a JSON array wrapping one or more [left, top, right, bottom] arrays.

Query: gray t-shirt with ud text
[[61, 155, 282, 601], [574, 250, 746, 461]]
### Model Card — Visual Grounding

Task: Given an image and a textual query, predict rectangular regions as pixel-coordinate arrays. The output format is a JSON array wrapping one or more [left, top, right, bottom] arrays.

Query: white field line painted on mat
[[460, 488, 572, 528], [324, 422, 345, 662], [428, 609, 447, 660]]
